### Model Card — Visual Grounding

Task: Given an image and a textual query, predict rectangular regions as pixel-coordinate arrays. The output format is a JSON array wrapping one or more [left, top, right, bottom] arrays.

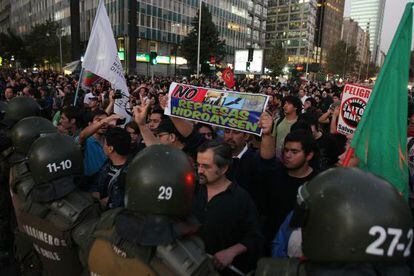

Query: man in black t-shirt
[[260, 113, 319, 253], [91, 127, 131, 210], [192, 141, 263, 274]]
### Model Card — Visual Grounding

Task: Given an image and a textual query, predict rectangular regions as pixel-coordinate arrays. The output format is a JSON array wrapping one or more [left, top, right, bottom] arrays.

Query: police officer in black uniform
[[8, 116, 58, 275], [16, 133, 100, 275], [0, 97, 41, 270], [256, 167, 414, 276], [88, 144, 217, 276]]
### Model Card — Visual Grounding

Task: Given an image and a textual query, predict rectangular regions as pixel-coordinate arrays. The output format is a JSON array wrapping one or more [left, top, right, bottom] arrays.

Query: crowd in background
[[1, 68, 414, 274]]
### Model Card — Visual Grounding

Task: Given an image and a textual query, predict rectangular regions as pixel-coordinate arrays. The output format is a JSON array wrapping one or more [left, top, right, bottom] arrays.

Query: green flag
[[350, 3, 413, 198]]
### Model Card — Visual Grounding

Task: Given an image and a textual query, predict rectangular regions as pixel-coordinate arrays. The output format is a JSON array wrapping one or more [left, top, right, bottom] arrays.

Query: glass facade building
[[266, 0, 318, 65], [0, 0, 11, 34], [2, 0, 267, 75], [314, 0, 345, 65], [349, 0, 385, 65]]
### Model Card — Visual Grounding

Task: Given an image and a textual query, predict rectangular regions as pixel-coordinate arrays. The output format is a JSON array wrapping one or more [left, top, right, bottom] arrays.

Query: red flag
[[222, 67, 235, 89], [81, 70, 102, 89]]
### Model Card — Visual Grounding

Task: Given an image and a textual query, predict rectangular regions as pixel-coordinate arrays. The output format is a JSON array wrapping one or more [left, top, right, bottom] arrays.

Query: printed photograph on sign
[[165, 82, 270, 136], [203, 91, 228, 106], [222, 96, 245, 109]]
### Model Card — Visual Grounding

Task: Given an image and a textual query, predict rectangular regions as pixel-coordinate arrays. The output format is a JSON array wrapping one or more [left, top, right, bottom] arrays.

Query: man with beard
[[192, 141, 263, 275], [260, 113, 318, 252]]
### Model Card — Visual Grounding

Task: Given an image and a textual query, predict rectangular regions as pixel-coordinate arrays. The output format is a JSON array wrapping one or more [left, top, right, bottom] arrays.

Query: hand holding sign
[[259, 112, 273, 136], [159, 94, 168, 110]]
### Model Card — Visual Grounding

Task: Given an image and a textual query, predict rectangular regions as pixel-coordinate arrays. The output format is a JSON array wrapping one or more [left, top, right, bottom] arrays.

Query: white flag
[[82, 0, 130, 120]]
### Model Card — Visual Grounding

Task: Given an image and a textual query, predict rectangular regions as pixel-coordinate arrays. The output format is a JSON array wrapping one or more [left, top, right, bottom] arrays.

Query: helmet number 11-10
[[46, 160, 73, 173]]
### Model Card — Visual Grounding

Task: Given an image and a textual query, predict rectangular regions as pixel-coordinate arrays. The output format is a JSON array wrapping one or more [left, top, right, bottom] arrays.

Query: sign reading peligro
[[337, 84, 372, 135]]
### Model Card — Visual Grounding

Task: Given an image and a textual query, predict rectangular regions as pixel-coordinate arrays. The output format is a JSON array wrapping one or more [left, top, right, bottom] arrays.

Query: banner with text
[[165, 82, 270, 136], [337, 84, 372, 135]]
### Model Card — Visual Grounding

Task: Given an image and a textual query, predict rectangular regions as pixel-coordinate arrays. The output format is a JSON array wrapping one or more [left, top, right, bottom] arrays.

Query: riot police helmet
[[28, 133, 83, 186], [10, 116, 57, 155], [300, 167, 413, 263], [125, 144, 195, 218], [1, 97, 41, 128]]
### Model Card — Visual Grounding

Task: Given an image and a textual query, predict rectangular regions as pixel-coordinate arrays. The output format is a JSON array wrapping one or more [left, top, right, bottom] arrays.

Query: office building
[[349, 0, 386, 65], [342, 17, 370, 68], [266, 0, 318, 65], [314, 0, 345, 65], [0, 0, 10, 34], [3, 0, 267, 75]]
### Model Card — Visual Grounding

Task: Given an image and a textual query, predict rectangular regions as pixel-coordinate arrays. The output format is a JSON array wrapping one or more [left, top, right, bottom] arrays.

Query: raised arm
[[159, 94, 194, 138], [259, 111, 276, 160], [133, 95, 159, 146]]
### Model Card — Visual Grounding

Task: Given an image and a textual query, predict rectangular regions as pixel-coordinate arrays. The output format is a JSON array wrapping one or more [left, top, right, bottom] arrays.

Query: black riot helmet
[[10, 116, 57, 155], [0, 97, 41, 128], [300, 167, 413, 263], [0, 101, 7, 120], [125, 144, 195, 218], [28, 133, 83, 186]]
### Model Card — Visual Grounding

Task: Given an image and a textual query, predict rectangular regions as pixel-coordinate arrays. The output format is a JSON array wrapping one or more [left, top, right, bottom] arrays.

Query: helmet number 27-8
[[366, 226, 413, 257], [158, 186, 173, 200], [46, 160, 72, 173]]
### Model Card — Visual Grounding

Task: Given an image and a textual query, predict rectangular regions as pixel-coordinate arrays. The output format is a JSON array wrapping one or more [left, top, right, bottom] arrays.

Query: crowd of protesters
[[1, 68, 413, 274]]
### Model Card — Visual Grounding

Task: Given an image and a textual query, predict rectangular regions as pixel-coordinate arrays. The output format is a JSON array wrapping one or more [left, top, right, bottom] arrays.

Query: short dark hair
[[105, 127, 131, 156], [91, 110, 107, 121], [197, 140, 232, 169], [195, 123, 216, 139], [154, 118, 181, 138], [62, 106, 79, 121], [284, 129, 318, 156], [298, 112, 319, 129], [150, 107, 167, 120], [125, 121, 139, 134], [291, 120, 312, 134], [283, 95, 302, 115], [305, 97, 317, 107]]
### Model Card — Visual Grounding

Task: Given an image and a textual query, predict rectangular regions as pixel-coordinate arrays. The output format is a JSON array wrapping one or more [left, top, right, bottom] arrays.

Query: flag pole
[[73, 67, 84, 106], [341, 147, 354, 167]]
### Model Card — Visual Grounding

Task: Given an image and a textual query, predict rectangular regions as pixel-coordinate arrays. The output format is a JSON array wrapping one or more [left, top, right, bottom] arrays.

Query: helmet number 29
[[46, 160, 72, 173], [365, 226, 413, 257], [158, 186, 173, 200]]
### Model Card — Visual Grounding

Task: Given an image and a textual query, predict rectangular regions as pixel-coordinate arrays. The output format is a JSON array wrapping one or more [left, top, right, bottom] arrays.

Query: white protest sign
[[337, 84, 372, 135]]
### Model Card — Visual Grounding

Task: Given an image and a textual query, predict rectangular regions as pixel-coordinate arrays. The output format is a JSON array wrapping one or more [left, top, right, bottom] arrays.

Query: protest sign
[[165, 82, 270, 136], [337, 84, 372, 135]]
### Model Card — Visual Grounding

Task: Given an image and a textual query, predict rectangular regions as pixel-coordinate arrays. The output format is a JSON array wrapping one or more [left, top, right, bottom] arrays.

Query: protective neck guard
[[114, 211, 199, 247], [30, 176, 77, 203]]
